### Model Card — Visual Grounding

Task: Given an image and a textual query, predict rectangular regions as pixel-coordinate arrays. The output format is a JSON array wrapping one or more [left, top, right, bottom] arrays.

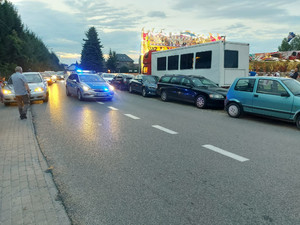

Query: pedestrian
[[274, 71, 280, 77], [291, 68, 299, 80], [10, 66, 31, 119], [249, 69, 257, 76]]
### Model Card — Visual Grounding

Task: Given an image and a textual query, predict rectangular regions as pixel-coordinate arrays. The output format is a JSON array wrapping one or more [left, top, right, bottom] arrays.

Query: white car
[[101, 73, 115, 83], [2, 72, 49, 106]]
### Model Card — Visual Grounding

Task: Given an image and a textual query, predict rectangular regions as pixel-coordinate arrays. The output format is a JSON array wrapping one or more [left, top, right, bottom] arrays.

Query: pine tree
[[278, 35, 300, 51], [80, 27, 104, 72], [106, 49, 117, 72]]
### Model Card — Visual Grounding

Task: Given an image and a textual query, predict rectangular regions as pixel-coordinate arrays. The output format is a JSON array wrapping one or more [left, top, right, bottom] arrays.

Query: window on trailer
[[157, 57, 166, 71], [195, 51, 212, 69], [180, 53, 194, 70], [168, 55, 179, 70], [224, 50, 238, 68]]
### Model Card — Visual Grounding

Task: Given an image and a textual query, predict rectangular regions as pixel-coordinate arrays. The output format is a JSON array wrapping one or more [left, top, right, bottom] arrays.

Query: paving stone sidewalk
[[0, 104, 71, 225]]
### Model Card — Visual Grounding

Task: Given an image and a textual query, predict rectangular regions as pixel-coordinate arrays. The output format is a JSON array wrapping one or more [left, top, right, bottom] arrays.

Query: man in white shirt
[[11, 66, 31, 119]]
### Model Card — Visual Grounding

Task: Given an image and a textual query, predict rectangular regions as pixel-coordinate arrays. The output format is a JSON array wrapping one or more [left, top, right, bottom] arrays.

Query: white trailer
[[150, 41, 249, 87]]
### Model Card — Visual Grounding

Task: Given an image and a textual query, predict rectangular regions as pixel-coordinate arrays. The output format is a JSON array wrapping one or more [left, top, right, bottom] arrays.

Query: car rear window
[[160, 76, 171, 83], [234, 79, 255, 92]]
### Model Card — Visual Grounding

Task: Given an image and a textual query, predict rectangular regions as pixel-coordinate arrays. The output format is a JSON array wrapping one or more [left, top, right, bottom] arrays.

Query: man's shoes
[[20, 115, 27, 120]]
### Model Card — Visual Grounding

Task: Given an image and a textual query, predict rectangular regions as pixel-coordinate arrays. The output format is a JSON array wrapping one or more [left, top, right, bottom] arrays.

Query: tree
[[106, 49, 117, 72], [278, 35, 300, 51], [80, 27, 104, 72]]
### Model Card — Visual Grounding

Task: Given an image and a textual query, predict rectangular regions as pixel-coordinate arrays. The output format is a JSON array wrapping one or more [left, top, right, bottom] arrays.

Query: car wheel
[[195, 95, 207, 109], [142, 88, 147, 97], [77, 90, 84, 101], [129, 85, 133, 93], [43, 93, 49, 103], [66, 86, 71, 96], [227, 102, 242, 118], [161, 91, 168, 101], [296, 115, 300, 129]]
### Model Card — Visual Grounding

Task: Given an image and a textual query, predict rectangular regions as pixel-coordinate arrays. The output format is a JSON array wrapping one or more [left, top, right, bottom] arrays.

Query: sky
[[9, 0, 300, 65]]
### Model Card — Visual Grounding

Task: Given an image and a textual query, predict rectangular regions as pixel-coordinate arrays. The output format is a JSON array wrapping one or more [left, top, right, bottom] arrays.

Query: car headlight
[[34, 87, 44, 92], [3, 89, 12, 95], [209, 94, 224, 99], [108, 85, 114, 91], [82, 84, 91, 91]]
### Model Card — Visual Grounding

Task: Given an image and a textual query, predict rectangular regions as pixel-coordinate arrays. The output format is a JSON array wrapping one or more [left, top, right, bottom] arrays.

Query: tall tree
[[278, 35, 300, 51], [80, 27, 104, 72], [106, 49, 117, 72]]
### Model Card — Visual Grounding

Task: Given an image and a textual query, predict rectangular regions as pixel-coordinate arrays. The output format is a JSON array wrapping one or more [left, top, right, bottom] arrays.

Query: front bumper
[[82, 90, 114, 99], [145, 87, 157, 96], [3, 92, 47, 103]]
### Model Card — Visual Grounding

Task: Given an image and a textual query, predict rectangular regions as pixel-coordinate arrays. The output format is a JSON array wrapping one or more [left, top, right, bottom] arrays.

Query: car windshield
[[79, 75, 104, 82], [191, 77, 218, 87], [282, 79, 300, 95], [24, 74, 42, 83], [143, 76, 158, 83]]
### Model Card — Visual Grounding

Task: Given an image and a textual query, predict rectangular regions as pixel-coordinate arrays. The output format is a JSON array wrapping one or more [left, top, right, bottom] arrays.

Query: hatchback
[[66, 72, 114, 101], [225, 77, 300, 129]]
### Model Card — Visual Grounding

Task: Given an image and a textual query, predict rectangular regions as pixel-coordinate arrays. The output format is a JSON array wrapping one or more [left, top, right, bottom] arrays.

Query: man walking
[[11, 66, 31, 119]]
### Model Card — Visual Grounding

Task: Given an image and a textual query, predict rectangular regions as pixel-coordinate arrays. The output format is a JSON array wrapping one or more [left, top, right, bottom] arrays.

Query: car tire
[[43, 93, 49, 103], [129, 85, 133, 93], [195, 95, 207, 109], [296, 115, 300, 129], [66, 86, 71, 96], [77, 90, 84, 101], [161, 91, 168, 101], [227, 102, 242, 118], [142, 88, 147, 97]]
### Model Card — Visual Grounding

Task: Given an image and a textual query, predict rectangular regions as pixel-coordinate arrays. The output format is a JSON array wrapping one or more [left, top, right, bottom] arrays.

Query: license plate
[[96, 93, 107, 97]]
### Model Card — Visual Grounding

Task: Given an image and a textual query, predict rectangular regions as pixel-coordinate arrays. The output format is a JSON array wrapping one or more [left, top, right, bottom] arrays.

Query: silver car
[[2, 72, 49, 106]]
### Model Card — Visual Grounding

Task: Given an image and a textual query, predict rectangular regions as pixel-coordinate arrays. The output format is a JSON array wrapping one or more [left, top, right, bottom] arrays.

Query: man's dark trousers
[[15, 94, 30, 119]]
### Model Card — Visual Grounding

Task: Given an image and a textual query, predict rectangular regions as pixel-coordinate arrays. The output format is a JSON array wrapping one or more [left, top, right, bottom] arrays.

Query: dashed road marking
[[97, 102, 104, 104], [108, 106, 118, 111], [124, 114, 140, 120], [202, 144, 249, 162], [152, 125, 178, 134]]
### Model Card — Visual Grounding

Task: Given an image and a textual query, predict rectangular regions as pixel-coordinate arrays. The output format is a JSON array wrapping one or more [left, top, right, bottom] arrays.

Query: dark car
[[129, 75, 159, 97], [156, 75, 228, 108], [66, 72, 114, 101], [110, 74, 134, 90]]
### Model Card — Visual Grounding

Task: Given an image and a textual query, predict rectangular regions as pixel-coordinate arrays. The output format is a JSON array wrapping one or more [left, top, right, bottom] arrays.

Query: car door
[[69, 74, 79, 95], [134, 75, 143, 93], [167, 76, 182, 99], [252, 79, 294, 119], [177, 77, 196, 102]]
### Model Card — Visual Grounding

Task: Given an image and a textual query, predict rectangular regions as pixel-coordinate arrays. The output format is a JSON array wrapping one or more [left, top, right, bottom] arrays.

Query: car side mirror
[[281, 92, 290, 97]]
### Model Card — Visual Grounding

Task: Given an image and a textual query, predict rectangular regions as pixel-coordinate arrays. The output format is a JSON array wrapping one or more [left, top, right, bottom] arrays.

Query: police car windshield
[[79, 75, 104, 82]]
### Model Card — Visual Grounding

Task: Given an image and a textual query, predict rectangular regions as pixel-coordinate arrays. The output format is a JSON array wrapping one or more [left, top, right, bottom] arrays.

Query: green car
[[225, 76, 300, 129]]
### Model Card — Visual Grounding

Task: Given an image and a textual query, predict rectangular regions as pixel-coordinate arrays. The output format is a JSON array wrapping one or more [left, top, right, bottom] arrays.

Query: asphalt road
[[29, 81, 300, 225]]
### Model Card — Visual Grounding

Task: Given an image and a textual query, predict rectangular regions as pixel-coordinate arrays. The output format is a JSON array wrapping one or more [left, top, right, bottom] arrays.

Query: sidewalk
[[0, 104, 71, 225]]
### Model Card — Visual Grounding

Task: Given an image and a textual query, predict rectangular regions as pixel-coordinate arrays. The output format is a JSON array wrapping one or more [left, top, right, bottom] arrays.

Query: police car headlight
[[82, 85, 91, 91]]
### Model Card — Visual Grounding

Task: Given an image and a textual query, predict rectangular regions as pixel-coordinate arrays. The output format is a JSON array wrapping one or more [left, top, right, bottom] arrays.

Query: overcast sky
[[9, 0, 300, 65]]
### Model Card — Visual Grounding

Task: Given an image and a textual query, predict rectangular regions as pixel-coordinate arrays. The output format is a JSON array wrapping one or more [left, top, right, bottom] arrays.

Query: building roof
[[116, 54, 134, 63]]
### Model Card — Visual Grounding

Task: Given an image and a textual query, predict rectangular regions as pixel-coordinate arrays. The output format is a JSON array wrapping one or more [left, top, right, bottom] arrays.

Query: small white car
[[101, 73, 116, 83], [2, 72, 49, 106]]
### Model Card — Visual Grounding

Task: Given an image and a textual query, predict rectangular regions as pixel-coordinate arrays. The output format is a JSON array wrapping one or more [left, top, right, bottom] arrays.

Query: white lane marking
[[152, 125, 178, 134], [202, 144, 249, 162], [108, 106, 118, 111], [124, 114, 140, 120], [97, 102, 104, 104]]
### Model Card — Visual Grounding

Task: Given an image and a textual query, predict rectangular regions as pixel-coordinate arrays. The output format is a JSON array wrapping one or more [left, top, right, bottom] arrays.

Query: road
[[30, 81, 300, 225]]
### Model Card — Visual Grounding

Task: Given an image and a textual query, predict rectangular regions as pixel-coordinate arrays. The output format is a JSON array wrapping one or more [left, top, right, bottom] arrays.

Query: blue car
[[66, 72, 114, 101], [225, 76, 300, 129]]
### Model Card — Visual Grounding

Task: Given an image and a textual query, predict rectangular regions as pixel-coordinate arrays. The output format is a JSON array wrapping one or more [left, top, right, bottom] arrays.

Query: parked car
[[157, 75, 228, 108], [101, 73, 116, 83], [2, 72, 49, 106], [56, 71, 65, 80], [66, 72, 114, 101], [110, 74, 134, 90], [129, 75, 158, 97], [225, 76, 300, 129]]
